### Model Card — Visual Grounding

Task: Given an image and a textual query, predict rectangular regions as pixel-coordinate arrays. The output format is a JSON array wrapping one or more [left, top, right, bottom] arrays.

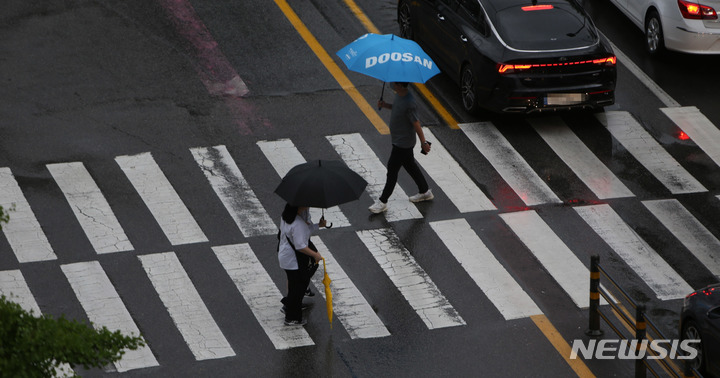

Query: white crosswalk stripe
[[416, 127, 496, 212], [430, 218, 542, 320], [138, 252, 235, 360], [597, 111, 706, 194], [116, 152, 208, 245], [459, 122, 562, 206], [61, 261, 158, 372], [662, 106, 720, 168], [643, 199, 720, 279], [213, 243, 315, 350], [574, 204, 693, 300], [499, 210, 610, 308], [356, 228, 465, 329], [0, 269, 41, 314], [327, 133, 423, 221], [308, 237, 391, 339], [191, 145, 276, 237], [0, 167, 56, 263], [257, 139, 351, 228], [528, 117, 635, 199], [47, 162, 134, 254]]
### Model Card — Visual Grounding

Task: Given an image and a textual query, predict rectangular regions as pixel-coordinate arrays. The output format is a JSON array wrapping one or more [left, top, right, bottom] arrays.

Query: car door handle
[[436, 13, 445, 21]]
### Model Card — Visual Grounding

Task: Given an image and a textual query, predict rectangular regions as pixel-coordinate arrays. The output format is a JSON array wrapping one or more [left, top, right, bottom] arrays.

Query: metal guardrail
[[585, 255, 703, 378]]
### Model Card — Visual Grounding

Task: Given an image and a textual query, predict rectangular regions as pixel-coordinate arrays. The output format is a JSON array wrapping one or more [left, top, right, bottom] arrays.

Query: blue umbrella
[[336, 33, 440, 104]]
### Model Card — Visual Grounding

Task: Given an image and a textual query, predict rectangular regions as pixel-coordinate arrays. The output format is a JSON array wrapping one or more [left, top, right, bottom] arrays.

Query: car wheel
[[461, 64, 480, 113], [398, 1, 413, 40], [645, 10, 665, 55], [682, 320, 704, 372]]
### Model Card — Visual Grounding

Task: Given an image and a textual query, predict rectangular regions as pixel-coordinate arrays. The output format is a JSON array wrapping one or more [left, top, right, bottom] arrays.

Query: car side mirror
[[709, 306, 720, 320]]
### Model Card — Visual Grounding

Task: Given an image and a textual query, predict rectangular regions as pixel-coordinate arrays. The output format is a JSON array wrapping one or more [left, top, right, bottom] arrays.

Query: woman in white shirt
[[278, 204, 325, 326]]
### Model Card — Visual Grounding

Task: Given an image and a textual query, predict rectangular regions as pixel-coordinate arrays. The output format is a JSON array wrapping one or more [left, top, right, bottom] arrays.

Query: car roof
[[476, 0, 599, 51]]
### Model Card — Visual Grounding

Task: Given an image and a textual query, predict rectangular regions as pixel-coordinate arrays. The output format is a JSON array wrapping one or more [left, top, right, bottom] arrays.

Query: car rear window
[[494, 2, 597, 50]]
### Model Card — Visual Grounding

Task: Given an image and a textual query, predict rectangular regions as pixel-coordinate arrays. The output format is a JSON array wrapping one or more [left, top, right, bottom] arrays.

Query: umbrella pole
[[378, 82, 385, 110]]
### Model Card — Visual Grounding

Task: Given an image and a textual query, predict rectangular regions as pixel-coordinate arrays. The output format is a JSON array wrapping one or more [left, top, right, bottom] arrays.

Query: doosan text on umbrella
[[363, 52, 435, 69]]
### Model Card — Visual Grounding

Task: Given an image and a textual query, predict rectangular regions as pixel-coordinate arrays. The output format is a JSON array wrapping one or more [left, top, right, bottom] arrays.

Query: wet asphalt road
[[2, 0, 720, 376]]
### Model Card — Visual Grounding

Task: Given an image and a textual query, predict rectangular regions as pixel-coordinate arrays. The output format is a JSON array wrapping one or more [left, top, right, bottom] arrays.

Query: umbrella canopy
[[274, 160, 367, 208], [336, 33, 440, 84], [321, 258, 333, 328]]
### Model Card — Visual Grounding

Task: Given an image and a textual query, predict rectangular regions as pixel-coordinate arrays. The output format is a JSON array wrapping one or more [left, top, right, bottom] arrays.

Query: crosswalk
[[2, 108, 720, 372]]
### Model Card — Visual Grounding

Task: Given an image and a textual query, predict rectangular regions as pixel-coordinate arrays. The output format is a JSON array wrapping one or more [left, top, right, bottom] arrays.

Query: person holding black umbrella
[[278, 203, 326, 326], [369, 82, 433, 214]]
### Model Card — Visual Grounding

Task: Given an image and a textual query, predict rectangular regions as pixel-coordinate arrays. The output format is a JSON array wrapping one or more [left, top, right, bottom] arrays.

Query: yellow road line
[[531, 315, 596, 378], [273, 0, 389, 134], [341, 0, 459, 129]]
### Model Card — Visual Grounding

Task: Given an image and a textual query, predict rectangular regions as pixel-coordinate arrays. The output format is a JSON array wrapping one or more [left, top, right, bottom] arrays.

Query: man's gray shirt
[[389, 91, 419, 149]]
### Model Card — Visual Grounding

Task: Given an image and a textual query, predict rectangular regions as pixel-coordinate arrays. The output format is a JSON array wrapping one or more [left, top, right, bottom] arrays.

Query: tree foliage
[[0, 206, 145, 376], [0, 296, 145, 377]]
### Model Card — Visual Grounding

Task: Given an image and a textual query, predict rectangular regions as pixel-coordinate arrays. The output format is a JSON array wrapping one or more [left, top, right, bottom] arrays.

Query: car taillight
[[497, 56, 616, 74], [522, 5, 554, 11], [678, 0, 718, 19]]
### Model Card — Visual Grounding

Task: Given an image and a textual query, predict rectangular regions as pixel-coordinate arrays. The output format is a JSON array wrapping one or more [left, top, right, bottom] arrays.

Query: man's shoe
[[409, 189, 434, 203], [284, 318, 307, 326], [369, 200, 387, 214]]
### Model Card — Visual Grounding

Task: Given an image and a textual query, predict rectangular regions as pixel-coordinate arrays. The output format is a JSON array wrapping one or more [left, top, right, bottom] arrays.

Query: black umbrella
[[274, 160, 367, 209]]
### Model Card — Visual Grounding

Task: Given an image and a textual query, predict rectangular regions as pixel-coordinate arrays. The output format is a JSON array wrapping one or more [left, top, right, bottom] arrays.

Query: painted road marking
[[531, 314, 596, 378], [0, 269, 41, 314], [61, 261, 158, 372], [597, 111, 706, 194], [460, 122, 562, 206], [499, 210, 607, 308], [356, 228, 465, 329], [309, 237, 391, 338], [257, 139, 350, 228], [212, 243, 315, 349], [272, 0, 389, 134], [575, 204, 692, 300], [327, 133, 422, 221], [191, 145, 276, 237], [47, 162, 134, 254], [115, 153, 208, 245], [138, 252, 235, 360], [662, 106, 720, 168], [430, 218, 542, 319], [0, 168, 56, 263], [529, 117, 634, 200], [643, 199, 720, 279], [417, 128, 496, 212]]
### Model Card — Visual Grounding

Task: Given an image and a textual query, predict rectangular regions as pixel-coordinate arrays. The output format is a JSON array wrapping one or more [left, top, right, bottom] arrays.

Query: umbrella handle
[[321, 213, 332, 229], [378, 82, 385, 110]]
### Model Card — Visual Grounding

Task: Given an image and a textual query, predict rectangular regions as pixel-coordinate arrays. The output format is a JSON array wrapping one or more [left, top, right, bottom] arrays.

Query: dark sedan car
[[397, 0, 617, 113], [680, 283, 720, 377]]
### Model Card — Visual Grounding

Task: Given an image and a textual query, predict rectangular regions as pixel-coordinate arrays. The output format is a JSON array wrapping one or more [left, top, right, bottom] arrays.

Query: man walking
[[369, 82, 433, 214]]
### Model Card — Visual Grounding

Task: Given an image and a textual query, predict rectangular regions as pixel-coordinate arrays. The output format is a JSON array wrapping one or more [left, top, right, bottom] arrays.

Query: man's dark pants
[[379, 144, 428, 203]]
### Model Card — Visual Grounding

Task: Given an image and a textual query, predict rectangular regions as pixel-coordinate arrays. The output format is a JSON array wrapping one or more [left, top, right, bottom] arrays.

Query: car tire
[[461, 64, 480, 114], [681, 320, 705, 373], [398, 1, 413, 40], [645, 10, 665, 56]]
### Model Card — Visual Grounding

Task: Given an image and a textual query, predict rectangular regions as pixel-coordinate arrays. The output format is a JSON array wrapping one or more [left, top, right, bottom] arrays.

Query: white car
[[609, 0, 720, 54]]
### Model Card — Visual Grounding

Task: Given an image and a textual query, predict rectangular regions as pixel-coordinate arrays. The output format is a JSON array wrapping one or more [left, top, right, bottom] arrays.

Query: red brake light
[[678, 0, 718, 19], [522, 5, 554, 11], [497, 56, 616, 74]]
